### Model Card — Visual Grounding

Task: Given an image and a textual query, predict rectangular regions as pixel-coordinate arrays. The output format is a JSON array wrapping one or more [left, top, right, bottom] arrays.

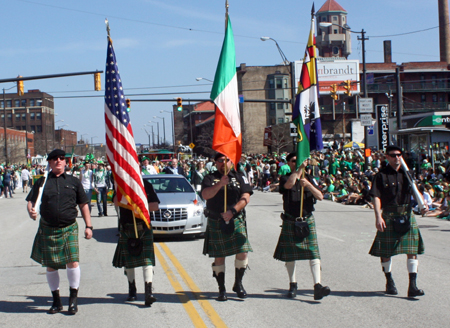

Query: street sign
[[290, 123, 297, 137], [189, 143, 195, 149], [360, 114, 373, 126], [359, 98, 373, 113]]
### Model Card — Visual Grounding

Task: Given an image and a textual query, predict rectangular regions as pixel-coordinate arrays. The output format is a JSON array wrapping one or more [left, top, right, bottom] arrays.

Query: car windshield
[[144, 177, 194, 193]]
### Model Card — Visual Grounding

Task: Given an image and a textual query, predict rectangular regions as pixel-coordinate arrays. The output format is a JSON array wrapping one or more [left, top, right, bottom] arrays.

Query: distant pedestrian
[[21, 165, 32, 193]]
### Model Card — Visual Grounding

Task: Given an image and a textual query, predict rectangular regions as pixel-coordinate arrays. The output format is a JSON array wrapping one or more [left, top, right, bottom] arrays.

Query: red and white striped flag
[[104, 36, 150, 227]]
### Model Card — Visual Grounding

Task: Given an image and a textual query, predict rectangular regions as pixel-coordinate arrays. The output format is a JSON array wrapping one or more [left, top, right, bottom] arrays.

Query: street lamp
[[142, 126, 152, 149], [3, 85, 16, 164], [161, 110, 175, 150], [148, 120, 159, 148], [153, 116, 165, 148], [319, 21, 369, 167], [195, 77, 214, 82], [260, 37, 290, 66]]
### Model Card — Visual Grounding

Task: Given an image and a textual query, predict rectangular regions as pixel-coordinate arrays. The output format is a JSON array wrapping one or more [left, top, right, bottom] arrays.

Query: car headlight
[[193, 204, 203, 216]]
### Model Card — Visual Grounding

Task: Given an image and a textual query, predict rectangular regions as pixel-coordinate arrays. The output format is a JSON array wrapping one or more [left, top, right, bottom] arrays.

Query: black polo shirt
[[370, 164, 411, 208], [26, 172, 89, 228], [119, 179, 160, 225], [279, 172, 319, 217], [201, 169, 253, 213]]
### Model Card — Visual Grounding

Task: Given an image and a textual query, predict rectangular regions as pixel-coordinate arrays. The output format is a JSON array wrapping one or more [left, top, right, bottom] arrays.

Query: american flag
[[104, 37, 150, 227]]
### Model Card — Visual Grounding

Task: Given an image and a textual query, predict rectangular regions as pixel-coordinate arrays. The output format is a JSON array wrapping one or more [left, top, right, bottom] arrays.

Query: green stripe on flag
[[294, 115, 310, 168], [210, 19, 236, 101]]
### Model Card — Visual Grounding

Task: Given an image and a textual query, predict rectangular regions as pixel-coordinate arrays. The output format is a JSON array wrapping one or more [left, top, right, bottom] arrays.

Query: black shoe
[[408, 273, 425, 297], [384, 272, 398, 295], [68, 288, 78, 315], [232, 268, 247, 299], [48, 290, 63, 314], [287, 282, 298, 298], [98, 213, 104, 217], [127, 280, 137, 301], [213, 270, 227, 301], [144, 282, 156, 306], [314, 283, 330, 300], [104, 213, 108, 216]]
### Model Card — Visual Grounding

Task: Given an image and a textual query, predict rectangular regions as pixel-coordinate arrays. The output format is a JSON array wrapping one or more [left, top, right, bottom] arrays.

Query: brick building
[[0, 127, 35, 164]]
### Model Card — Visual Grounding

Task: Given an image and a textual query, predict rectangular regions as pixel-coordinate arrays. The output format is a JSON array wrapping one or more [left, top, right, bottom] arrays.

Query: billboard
[[294, 59, 360, 95]]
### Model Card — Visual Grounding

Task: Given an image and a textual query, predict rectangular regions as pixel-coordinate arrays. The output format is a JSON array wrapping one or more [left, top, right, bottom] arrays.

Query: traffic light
[[176, 97, 183, 111], [330, 84, 338, 100], [343, 80, 352, 96], [17, 76, 24, 96], [126, 99, 131, 112], [94, 72, 101, 91]]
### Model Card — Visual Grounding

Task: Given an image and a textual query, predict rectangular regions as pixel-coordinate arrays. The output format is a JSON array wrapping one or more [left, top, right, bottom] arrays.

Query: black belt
[[281, 212, 312, 222], [204, 209, 222, 220]]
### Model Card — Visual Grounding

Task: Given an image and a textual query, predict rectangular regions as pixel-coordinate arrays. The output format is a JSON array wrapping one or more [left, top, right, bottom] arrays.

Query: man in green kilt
[[27, 149, 93, 315], [274, 153, 330, 300], [112, 179, 160, 307], [369, 145, 425, 298], [202, 153, 253, 301]]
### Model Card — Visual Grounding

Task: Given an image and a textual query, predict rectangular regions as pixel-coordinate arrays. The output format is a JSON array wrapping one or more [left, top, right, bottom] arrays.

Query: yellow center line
[[159, 242, 228, 328], [154, 246, 207, 328]]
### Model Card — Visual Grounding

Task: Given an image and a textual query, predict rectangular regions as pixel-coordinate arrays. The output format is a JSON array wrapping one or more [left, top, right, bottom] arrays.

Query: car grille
[[151, 208, 188, 222]]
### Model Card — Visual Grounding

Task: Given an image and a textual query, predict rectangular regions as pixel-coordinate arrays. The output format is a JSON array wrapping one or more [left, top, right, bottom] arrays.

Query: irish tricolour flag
[[210, 17, 241, 166]]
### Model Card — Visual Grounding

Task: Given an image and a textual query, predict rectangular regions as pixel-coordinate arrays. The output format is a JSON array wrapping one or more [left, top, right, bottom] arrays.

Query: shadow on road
[[92, 227, 119, 244]]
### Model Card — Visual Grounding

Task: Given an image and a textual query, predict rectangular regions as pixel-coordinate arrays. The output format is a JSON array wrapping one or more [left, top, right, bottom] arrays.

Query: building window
[[7, 114, 12, 120], [432, 94, 438, 102], [16, 126, 22, 130], [278, 118, 284, 124], [22, 113, 26, 121], [334, 29, 338, 34], [22, 126, 26, 130], [333, 47, 339, 55], [276, 78, 283, 89], [270, 103, 275, 110], [30, 112, 35, 120], [421, 94, 426, 102], [6, 100, 12, 107], [277, 103, 284, 110], [37, 125, 42, 133], [269, 79, 274, 88], [332, 16, 337, 21], [30, 99, 35, 106], [31, 125, 36, 132], [21, 99, 26, 106], [0, 101, 3, 108], [36, 113, 41, 120], [342, 16, 346, 23], [15, 114, 20, 120], [15, 100, 20, 107]]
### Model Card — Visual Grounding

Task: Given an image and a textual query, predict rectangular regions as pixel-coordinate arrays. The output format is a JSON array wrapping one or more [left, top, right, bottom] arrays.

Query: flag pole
[[299, 167, 305, 218], [223, 0, 230, 222]]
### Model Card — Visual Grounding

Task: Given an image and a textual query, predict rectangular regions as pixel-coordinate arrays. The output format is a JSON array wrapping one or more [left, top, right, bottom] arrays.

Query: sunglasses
[[289, 159, 297, 163], [51, 156, 66, 161], [216, 159, 226, 163], [388, 153, 402, 158]]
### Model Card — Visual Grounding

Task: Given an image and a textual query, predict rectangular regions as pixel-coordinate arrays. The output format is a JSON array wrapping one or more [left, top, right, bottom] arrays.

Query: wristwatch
[[230, 208, 238, 216], [86, 226, 94, 231]]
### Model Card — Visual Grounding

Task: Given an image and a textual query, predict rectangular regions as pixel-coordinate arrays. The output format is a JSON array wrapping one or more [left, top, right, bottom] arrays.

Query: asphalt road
[[1, 189, 450, 328]]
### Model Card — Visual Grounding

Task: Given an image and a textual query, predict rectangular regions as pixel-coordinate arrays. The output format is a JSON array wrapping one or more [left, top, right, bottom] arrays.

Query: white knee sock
[[310, 259, 321, 285], [212, 263, 225, 275], [407, 259, 418, 273], [381, 259, 392, 273], [125, 268, 135, 283], [143, 265, 153, 283], [285, 261, 296, 283], [235, 258, 248, 269], [67, 266, 81, 289], [46, 270, 60, 291]]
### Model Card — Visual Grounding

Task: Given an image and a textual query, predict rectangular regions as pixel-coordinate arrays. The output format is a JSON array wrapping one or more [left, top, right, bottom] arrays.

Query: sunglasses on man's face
[[216, 159, 226, 163], [388, 153, 402, 158], [51, 156, 66, 161]]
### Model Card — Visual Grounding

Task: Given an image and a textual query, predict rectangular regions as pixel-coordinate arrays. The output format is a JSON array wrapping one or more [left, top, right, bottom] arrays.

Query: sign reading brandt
[[376, 105, 389, 153], [294, 59, 360, 95]]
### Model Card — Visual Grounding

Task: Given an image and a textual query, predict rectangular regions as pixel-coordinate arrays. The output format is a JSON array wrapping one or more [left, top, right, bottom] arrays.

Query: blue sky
[[2, 0, 442, 151]]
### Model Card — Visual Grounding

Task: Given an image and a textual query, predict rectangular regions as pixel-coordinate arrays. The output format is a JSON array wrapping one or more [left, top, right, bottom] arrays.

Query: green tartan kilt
[[30, 221, 79, 270], [202, 213, 253, 258], [113, 225, 155, 269], [273, 214, 321, 262], [369, 212, 425, 258]]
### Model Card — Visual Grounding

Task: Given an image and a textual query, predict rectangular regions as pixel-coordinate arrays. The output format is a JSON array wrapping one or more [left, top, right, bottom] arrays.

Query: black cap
[[385, 145, 402, 154], [214, 152, 226, 161], [47, 149, 65, 160]]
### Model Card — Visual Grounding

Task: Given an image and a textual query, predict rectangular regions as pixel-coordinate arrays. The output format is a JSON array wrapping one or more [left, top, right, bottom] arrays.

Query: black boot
[[48, 290, 63, 314], [144, 282, 156, 306], [232, 268, 247, 299], [127, 280, 137, 301], [384, 272, 398, 295], [68, 288, 78, 315], [213, 271, 227, 301], [314, 283, 330, 300], [287, 283, 298, 298], [408, 273, 425, 297]]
